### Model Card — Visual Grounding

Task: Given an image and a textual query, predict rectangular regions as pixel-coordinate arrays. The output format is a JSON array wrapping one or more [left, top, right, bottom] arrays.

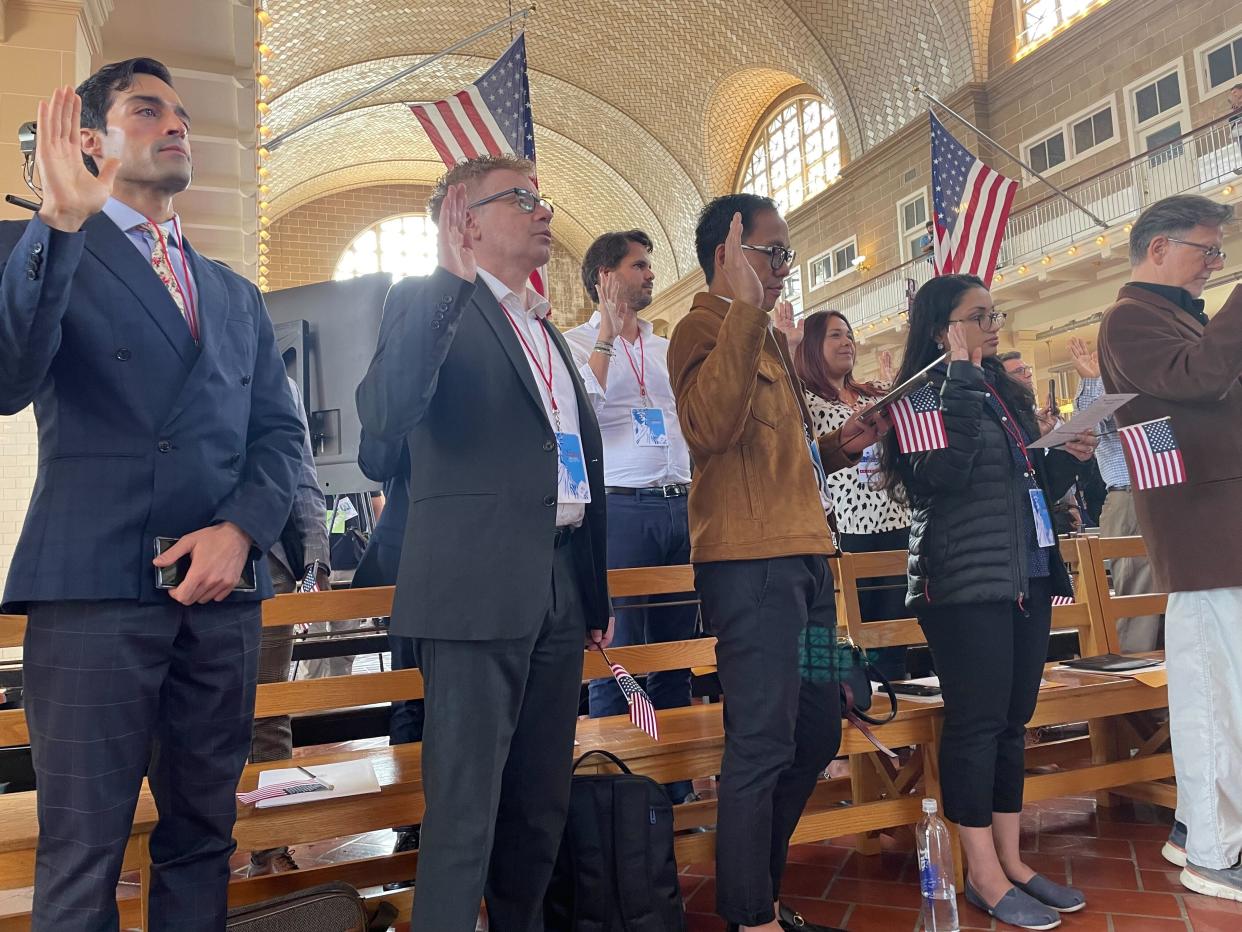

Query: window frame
[[806, 236, 859, 291], [1194, 25, 1242, 104], [333, 212, 440, 284], [1019, 96, 1120, 181], [895, 188, 930, 263], [1013, 0, 1097, 54], [1122, 61, 1191, 156], [737, 95, 842, 214]]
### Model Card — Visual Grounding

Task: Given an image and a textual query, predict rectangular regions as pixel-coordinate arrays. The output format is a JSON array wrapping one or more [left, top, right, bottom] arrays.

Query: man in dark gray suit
[[0, 63, 302, 930], [356, 155, 612, 932]]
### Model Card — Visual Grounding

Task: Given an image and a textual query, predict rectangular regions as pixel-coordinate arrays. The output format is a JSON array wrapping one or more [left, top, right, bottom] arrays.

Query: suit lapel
[[82, 213, 197, 366], [161, 244, 231, 426], [475, 284, 551, 424]]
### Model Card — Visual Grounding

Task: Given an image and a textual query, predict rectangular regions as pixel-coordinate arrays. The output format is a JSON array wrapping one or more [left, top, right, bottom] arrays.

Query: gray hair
[[1129, 195, 1233, 265], [997, 351, 1023, 364]]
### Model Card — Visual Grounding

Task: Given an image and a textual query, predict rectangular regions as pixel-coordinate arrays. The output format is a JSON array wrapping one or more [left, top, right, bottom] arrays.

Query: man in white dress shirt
[[565, 230, 698, 805]]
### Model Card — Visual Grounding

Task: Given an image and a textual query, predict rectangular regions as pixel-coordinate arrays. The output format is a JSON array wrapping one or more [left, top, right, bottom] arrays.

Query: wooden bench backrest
[[836, 537, 1105, 656], [1076, 534, 1168, 654], [0, 564, 709, 748]]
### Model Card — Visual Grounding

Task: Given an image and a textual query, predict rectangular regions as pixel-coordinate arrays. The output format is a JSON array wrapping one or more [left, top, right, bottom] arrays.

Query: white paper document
[[254, 758, 381, 809], [1027, 393, 1136, 449]]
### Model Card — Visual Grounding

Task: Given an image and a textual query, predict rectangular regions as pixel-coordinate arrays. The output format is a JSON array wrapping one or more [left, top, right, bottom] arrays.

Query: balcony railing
[[813, 116, 1242, 332]]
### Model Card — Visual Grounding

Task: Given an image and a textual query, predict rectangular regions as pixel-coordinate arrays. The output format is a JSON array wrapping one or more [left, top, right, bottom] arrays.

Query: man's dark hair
[[75, 57, 174, 175], [580, 230, 653, 302], [694, 193, 778, 284], [996, 351, 1023, 364]]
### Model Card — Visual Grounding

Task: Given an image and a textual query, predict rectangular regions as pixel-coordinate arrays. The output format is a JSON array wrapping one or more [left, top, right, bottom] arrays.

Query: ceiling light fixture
[[256, 73, 272, 89], [257, 10, 273, 27]]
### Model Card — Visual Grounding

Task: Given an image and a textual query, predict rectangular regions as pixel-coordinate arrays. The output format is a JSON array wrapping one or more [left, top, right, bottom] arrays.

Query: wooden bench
[[834, 536, 1175, 878]]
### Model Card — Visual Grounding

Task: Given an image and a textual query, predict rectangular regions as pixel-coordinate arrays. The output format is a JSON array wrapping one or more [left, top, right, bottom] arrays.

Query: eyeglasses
[[1167, 238, 1226, 263], [1009, 364, 1034, 376], [741, 243, 797, 270], [467, 187, 555, 216], [951, 311, 1007, 332]]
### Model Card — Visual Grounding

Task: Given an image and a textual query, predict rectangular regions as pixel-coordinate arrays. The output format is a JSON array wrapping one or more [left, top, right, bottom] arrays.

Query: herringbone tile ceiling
[[261, 0, 994, 276]]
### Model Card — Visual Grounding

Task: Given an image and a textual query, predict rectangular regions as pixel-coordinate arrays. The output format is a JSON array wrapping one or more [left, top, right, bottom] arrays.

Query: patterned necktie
[[138, 222, 199, 343]]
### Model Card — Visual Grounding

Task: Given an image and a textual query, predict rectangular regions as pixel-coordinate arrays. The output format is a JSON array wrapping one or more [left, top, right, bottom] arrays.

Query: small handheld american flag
[[600, 647, 659, 741], [237, 779, 329, 806], [891, 382, 948, 454], [1119, 417, 1186, 490]]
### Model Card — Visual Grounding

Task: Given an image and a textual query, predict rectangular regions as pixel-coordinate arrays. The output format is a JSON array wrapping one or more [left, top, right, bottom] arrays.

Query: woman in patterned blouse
[[789, 309, 912, 680]]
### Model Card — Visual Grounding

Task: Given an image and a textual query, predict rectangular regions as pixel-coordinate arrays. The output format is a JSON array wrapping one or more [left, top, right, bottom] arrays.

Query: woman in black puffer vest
[[878, 275, 1097, 931]]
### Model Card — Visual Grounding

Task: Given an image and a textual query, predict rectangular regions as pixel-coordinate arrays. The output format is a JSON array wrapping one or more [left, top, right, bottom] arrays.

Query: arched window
[[740, 97, 841, 213], [334, 214, 437, 282]]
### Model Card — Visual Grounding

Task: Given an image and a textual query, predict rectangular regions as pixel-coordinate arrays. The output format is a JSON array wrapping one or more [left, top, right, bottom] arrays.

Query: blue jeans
[[588, 490, 697, 802]]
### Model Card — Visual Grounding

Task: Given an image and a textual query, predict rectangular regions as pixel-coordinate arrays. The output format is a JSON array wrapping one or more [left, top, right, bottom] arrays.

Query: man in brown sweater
[[668, 194, 886, 932], [1096, 194, 1242, 901]]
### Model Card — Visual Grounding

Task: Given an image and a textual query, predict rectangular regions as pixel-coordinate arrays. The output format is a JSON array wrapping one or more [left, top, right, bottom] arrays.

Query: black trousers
[[24, 599, 260, 932], [917, 577, 1052, 827], [411, 542, 586, 932], [695, 555, 842, 926]]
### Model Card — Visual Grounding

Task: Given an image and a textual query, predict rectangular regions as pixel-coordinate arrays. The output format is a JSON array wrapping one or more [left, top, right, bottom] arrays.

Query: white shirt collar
[[102, 197, 181, 246], [587, 309, 653, 339], [477, 267, 550, 320]]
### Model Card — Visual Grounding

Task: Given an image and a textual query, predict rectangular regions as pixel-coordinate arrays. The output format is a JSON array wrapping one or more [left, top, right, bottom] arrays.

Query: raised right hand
[[720, 212, 764, 308], [596, 269, 625, 342], [437, 183, 477, 282], [1068, 337, 1099, 379], [946, 321, 982, 367], [35, 86, 119, 232]]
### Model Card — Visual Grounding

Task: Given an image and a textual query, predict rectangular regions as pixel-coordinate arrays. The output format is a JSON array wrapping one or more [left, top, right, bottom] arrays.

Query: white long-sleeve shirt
[[564, 312, 692, 488]]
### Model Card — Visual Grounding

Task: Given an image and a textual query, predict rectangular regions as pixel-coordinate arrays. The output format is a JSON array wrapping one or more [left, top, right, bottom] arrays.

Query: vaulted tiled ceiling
[[261, 0, 990, 282]]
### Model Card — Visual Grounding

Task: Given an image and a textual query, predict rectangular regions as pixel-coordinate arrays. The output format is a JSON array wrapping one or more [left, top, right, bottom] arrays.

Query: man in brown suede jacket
[[668, 194, 886, 932]]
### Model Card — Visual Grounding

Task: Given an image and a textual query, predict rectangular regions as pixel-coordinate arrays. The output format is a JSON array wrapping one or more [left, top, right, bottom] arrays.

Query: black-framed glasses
[[1167, 238, 1226, 263], [467, 186, 554, 216], [741, 243, 797, 270], [952, 311, 1007, 332]]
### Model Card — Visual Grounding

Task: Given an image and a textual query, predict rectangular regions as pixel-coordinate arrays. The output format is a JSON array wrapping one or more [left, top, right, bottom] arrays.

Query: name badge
[[857, 443, 882, 489], [555, 431, 592, 504], [631, 407, 670, 447], [1029, 488, 1055, 548]]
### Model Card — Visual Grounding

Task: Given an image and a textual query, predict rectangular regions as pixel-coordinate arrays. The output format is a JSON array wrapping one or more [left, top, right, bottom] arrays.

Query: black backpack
[[544, 750, 687, 931]]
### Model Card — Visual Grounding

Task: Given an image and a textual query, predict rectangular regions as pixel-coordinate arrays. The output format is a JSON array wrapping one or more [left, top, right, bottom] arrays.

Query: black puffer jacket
[[898, 361, 1077, 609]]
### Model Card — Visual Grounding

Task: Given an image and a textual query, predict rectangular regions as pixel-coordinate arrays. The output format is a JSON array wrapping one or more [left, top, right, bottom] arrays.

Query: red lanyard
[[145, 216, 199, 343], [619, 331, 648, 402], [989, 387, 1036, 475], [501, 306, 561, 429]]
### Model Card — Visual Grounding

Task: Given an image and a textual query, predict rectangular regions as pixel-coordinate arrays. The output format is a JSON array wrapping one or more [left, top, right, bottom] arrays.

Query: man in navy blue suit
[[0, 60, 303, 931]]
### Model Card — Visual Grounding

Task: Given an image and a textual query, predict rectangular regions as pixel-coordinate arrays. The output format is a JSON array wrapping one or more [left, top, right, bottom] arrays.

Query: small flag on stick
[[600, 647, 659, 741], [1119, 417, 1186, 490], [891, 382, 948, 454]]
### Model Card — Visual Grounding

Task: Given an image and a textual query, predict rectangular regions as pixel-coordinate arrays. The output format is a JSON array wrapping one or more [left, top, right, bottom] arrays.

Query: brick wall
[[267, 184, 593, 328], [0, 409, 37, 594]]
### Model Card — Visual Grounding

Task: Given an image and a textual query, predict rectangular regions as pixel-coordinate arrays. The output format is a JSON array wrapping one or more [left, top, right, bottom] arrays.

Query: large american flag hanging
[[1120, 417, 1186, 490], [891, 382, 948, 454], [601, 650, 659, 741], [930, 113, 1019, 287], [410, 34, 545, 296]]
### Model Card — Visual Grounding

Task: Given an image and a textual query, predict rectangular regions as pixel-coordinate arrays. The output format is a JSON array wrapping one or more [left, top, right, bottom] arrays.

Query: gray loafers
[[1013, 873, 1086, 912], [965, 883, 1061, 930]]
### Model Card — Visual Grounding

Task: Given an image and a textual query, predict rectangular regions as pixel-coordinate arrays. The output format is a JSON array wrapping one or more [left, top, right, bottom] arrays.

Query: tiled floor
[[667, 797, 1242, 932]]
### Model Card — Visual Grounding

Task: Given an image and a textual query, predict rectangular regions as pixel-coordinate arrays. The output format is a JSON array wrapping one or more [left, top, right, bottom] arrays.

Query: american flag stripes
[[237, 779, 329, 806], [604, 654, 659, 742], [1119, 417, 1186, 490], [410, 34, 545, 295], [930, 113, 1019, 287], [890, 382, 949, 454]]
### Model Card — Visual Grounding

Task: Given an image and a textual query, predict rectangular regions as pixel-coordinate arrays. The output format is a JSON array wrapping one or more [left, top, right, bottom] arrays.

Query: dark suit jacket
[[352, 432, 409, 588], [355, 267, 609, 640], [0, 213, 304, 608]]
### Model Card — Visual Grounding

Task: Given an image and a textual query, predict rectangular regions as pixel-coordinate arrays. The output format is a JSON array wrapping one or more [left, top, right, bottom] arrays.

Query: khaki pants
[[1100, 488, 1163, 652]]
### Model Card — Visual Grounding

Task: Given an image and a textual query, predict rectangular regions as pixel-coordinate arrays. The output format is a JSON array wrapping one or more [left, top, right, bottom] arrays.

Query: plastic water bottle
[[916, 797, 960, 932]]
